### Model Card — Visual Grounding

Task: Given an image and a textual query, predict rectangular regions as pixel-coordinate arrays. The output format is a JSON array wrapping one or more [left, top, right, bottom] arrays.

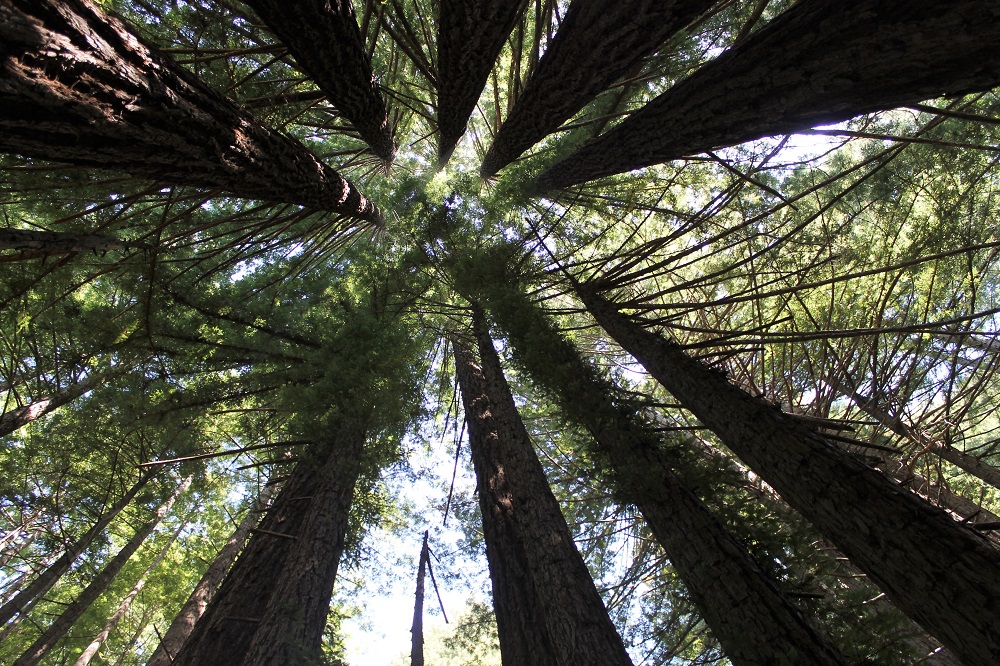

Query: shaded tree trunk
[[172, 423, 366, 666], [13, 476, 191, 666], [482, 288, 845, 665], [74, 512, 190, 666], [0, 471, 154, 627], [451, 312, 634, 666], [242, 0, 396, 163], [535, 0, 1000, 191], [0, 0, 381, 223], [436, 0, 527, 165], [0, 228, 148, 260], [146, 487, 275, 666], [579, 287, 1000, 665], [409, 531, 429, 666], [480, 0, 714, 178]]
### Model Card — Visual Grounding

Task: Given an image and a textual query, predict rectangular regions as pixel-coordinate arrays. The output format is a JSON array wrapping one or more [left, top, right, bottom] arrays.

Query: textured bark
[[483, 289, 845, 665], [436, 0, 527, 165], [409, 531, 429, 666], [172, 425, 365, 666], [13, 477, 190, 666], [0, 377, 96, 437], [535, 0, 1000, 191], [0, 228, 148, 259], [580, 288, 1000, 665], [242, 0, 396, 163], [0, 0, 381, 223], [145, 488, 274, 666], [451, 315, 634, 666], [0, 471, 153, 627], [480, 0, 713, 178]]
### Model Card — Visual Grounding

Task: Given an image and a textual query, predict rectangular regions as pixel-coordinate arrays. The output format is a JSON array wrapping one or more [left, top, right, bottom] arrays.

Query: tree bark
[[242, 0, 396, 163], [0, 376, 97, 437], [0, 471, 154, 627], [409, 531, 429, 666], [436, 0, 527, 165], [13, 476, 191, 666], [483, 288, 845, 665], [480, 0, 713, 178], [0, 228, 148, 260], [172, 424, 365, 666], [579, 287, 1000, 665], [146, 487, 275, 666], [535, 0, 1000, 191], [74, 511, 190, 666], [0, 0, 381, 223], [451, 313, 634, 666]]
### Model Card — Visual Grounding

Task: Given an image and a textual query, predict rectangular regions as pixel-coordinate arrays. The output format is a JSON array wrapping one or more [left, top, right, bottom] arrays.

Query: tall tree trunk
[[0, 471, 154, 627], [0, 0, 381, 223], [0, 376, 97, 437], [535, 0, 1000, 191], [482, 288, 845, 665], [74, 511, 190, 666], [451, 312, 634, 666], [579, 287, 1000, 665], [480, 0, 714, 178], [242, 0, 396, 163], [0, 228, 148, 260], [409, 531, 429, 666], [172, 424, 366, 666], [436, 0, 527, 165], [13, 476, 191, 666], [146, 487, 275, 666]]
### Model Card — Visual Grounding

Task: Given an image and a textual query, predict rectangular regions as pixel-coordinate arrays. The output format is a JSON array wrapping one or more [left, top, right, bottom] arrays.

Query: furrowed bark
[[436, 0, 527, 165], [484, 288, 845, 665], [0, 228, 148, 259], [0, 0, 381, 223], [13, 476, 191, 666], [451, 313, 634, 666], [172, 425, 365, 666], [242, 0, 396, 163], [480, 0, 714, 178], [535, 0, 1000, 191], [580, 287, 1000, 665], [0, 471, 154, 627]]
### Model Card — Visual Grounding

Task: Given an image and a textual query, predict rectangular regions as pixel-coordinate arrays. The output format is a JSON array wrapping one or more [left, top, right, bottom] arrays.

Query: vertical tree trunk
[[0, 471, 154, 627], [0, 0, 381, 223], [242, 0, 396, 163], [172, 424, 366, 666], [451, 312, 634, 666], [146, 488, 275, 666], [579, 287, 1000, 665], [535, 0, 1000, 191], [13, 476, 191, 666], [436, 0, 527, 165], [483, 288, 845, 665], [480, 0, 714, 178], [409, 531, 429, 666], [73, 512, 190, 666]]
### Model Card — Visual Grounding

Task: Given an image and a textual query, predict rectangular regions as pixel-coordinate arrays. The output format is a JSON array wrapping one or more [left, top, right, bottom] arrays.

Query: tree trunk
[[74, 511, 190, 666], [0, 471, 154, 627], [242, 0, 396, 163], [13, 476, 191, 666], [172, 424, 366, 666], [409, 531, 429, 666], [579, 287, 1000, 665], [480, 0, 713, 178], [146, 487, 275, 666], [436, 0, 527, 165], [0, 376, 97, 437], [0, 0, 381, 223], [0, 228, 148, 260], [451, 312, 634, 666], [482, 288, 845, 665], [535, 0, 1000, 191]]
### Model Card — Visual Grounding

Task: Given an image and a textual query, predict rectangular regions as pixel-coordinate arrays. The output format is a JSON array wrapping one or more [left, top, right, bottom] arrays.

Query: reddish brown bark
[[0, 0, 381, 223], [452, 315, 633, 666], [436, 0, 527, 165], [480, 0, 714, 178], [535, 0, 1000, 191], [580, 288, 1000, 665], [242, 0, 396, 163]]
